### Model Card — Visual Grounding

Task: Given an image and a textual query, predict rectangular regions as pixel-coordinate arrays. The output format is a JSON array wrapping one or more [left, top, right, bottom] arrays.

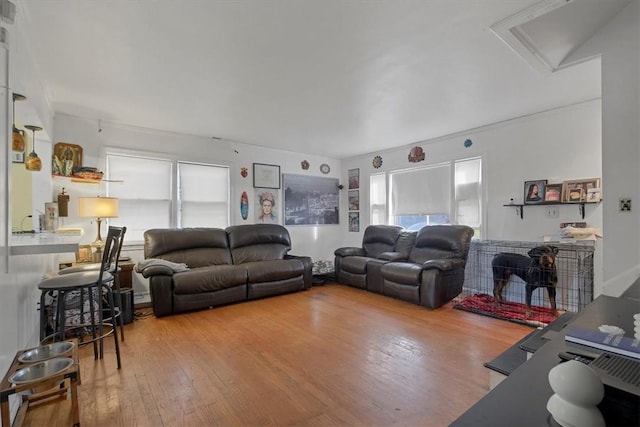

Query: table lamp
[[78, 196, 119, 249]]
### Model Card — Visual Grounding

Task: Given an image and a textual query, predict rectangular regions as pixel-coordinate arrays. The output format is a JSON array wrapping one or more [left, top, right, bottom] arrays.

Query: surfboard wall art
[[241, 191, 249, 220]]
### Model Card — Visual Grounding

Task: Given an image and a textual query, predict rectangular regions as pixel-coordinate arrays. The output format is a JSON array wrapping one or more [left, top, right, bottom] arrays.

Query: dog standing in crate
[[492, 245, 559, 318]]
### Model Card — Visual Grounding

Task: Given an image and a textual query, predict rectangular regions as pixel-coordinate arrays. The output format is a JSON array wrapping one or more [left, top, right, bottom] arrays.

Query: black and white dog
[[492, 245, 559, 318]]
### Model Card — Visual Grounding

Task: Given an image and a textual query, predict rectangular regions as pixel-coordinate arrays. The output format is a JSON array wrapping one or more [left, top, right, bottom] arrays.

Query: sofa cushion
[[381, 262, 423, 286], [173, 265, 247, 295], [244, 259, 304, 283], [144, 228, 232, 268], [361, 225, 403, 257], [340, 256, 369, 274], [227, 224, 291, 263]]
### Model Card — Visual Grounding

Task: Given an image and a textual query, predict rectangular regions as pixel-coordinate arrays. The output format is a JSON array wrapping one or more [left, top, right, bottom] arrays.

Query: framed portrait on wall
[[524, 180, 546, 204], [255, 190, 279, 224]]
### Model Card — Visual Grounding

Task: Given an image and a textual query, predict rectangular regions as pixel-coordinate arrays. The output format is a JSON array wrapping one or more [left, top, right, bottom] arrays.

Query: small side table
[[0, 339, 80, 427], [118, 261, 135, 288]]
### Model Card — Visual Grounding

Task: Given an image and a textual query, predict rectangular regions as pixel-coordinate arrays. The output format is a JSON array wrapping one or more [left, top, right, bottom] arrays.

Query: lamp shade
[[78, 197, 119, 218]]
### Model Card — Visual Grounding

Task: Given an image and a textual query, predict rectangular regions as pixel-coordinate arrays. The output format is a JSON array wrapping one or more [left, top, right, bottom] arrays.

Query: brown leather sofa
[[335, 224, 474, 309], [139, 224, 312, 317]]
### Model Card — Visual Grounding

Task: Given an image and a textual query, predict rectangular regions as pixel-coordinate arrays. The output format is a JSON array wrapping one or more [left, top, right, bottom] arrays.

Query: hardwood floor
[[25, 284, 532, 426]]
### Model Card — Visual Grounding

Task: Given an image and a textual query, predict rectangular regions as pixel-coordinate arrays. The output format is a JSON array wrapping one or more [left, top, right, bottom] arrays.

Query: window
[[178, 162, 229, 228], [455, 157, 482, 237], [106, 153, 229, 242], [369, 157, 483, 237], [370, 173, 386, 225], [390, 163, 451, 229]]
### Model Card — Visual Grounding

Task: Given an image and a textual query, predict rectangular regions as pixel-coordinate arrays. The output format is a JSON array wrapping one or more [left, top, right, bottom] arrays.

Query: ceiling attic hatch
[[490, 0, 632, 74]]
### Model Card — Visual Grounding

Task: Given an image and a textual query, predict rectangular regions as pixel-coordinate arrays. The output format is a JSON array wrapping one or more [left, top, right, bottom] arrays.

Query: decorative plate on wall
[[320, 163, 330, 174], [301, 160, 309, 170], [372, 155, 383, 169]]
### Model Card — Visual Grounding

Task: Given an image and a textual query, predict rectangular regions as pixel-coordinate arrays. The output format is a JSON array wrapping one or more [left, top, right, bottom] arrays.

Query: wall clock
[[320, 163, 330, 174]]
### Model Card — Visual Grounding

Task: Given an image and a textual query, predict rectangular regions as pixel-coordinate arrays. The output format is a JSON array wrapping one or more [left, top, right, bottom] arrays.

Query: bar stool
[[45, 226, 128, 341], [37, 226, 124, 369]]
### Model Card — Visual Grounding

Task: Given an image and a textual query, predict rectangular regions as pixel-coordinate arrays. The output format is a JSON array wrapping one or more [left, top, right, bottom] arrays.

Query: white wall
[[566, 0, 640, 292], [340, 100, 603, 292]]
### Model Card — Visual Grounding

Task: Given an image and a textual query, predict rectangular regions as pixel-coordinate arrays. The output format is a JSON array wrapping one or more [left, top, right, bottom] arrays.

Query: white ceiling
[[14, 0, 624, 159]]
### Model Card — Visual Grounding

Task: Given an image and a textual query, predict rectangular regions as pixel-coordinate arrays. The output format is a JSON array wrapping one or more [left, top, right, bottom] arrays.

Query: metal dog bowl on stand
[[9, 358, 75, 385], [18, 341, 75, 364]]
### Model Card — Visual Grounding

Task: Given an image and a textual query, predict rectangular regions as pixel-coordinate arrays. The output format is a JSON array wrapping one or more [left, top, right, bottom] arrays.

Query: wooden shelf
[[503, 201, 601, 219]]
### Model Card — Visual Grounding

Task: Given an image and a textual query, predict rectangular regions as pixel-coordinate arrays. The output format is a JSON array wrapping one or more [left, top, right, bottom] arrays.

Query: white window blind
[[178, 162, 229, 228], [108, 155, 172, 242], [390, 164, 451, 216], [107, 154, 230, 243], [370, 173, 386, 225], [455, 158, 482, 231]]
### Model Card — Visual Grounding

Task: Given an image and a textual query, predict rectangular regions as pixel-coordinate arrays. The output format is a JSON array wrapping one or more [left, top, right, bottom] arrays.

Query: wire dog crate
[[457, 240, 595, 315]]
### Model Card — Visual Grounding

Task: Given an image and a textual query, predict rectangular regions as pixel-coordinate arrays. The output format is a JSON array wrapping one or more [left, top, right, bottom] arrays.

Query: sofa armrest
[[285, 254, 313, 289], [377, 251, 407, 261], [422, 258, 465, 271], [334, 247, 365, 257], [138, 264, 175, 278]]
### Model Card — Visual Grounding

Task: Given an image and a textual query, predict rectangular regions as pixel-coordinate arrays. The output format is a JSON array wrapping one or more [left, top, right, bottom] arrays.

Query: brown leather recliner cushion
[[244, 259, 304, 282], [340, 256, 369, 274], [173, 265, 247, 294], [227, 224, 292, 264], [381, 262, 423, 285], [144, 228, 232, 268]]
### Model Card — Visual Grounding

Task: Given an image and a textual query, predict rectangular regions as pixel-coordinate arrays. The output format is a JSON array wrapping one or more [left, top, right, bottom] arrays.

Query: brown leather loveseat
[[335, 224, 474, 309], [139, 224, 312, 317]]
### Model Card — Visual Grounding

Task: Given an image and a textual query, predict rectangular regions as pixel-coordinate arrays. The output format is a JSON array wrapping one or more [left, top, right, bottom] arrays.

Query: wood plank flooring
[[24, 284, 532, 426]]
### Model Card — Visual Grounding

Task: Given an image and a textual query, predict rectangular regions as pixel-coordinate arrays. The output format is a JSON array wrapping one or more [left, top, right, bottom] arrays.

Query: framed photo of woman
[[524, 180, 546, 204], [255, 190, 279, 224]]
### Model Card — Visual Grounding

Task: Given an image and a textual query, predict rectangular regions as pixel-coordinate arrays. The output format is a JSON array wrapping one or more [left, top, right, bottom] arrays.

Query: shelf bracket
[[516, 205, 523, 219], [579, 203, 585, 219]]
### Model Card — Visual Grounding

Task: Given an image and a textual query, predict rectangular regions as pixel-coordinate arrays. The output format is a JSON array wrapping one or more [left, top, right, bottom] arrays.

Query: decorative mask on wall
[[408, 146, 425, 163], [372, 155, 383, 169], [240, 167, 248, 178], [301, 160, 309, 170]]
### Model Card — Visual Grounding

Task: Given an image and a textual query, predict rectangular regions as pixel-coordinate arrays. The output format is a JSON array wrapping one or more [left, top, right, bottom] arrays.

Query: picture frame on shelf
[[544, 184, 563, 202], [253, 163, 281, 189], [524, 180, 546, 204], [53, 142, 83, 177], [562, 178, 601, 203], [76, 244, 93, 263]]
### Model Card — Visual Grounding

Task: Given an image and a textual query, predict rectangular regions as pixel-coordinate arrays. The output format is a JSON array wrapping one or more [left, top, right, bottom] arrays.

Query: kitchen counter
[[10, 232, 81, 255]]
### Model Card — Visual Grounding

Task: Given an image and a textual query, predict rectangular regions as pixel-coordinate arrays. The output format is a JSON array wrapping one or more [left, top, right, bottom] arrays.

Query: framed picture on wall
[[348, 168, 360, 189], [562, 178, 601, 203], [348, 212, 360, 232], [524, 180, 546, 204], [544, 183, 563, 202], [348, 190, 359, 211], [253, 163, 281, 189]]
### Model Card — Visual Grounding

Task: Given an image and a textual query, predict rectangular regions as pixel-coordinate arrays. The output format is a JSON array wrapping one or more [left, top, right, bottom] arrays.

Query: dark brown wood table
[[450, 295, 639, 427]]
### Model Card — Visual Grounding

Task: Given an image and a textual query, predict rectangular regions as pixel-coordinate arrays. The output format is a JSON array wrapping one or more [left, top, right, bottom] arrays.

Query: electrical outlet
[[545, 206, 559, 218], [619, 198, 632, 212]]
